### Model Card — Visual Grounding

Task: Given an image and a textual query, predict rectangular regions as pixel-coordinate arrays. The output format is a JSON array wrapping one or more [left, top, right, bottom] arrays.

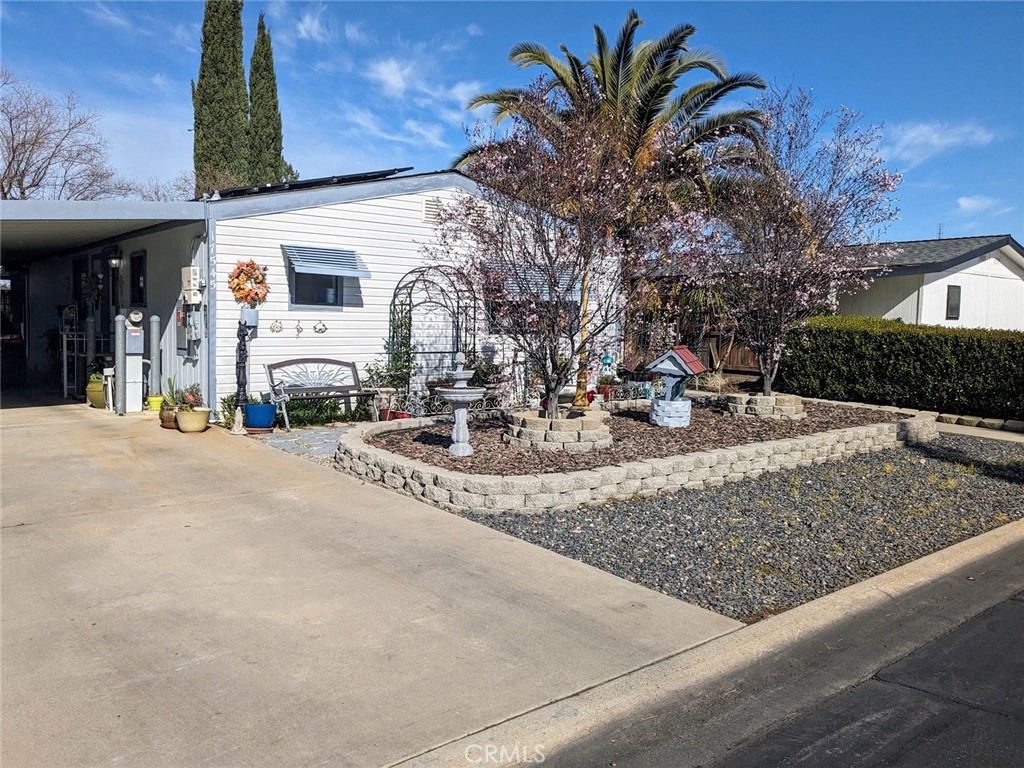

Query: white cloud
[[882, 121, 996, 169], [297, 5, 328, 43], [448, 80, 482, 110], [267, 1, 290, 21], [149, 73, 172, 92], [955, 195, 1015, 216], [403, 120, 448, 149], [81, 2, 135, 32], [466, 23, 483, 37], [168, 22, 199, 53], [344, 21, 367, 44], [93, 67, 178, 97], [367, 58, 416, 98], [341, 104, 447, 149]]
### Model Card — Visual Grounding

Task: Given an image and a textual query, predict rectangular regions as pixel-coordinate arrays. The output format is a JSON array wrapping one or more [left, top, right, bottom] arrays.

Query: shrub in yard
[[777, 316, 1024, 419], [284, 398, 370, 427]]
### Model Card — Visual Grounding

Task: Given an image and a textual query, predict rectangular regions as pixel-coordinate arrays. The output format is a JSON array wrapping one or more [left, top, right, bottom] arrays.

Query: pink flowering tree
[[708, 86, 901, 395], [431, 87, 712, 418]]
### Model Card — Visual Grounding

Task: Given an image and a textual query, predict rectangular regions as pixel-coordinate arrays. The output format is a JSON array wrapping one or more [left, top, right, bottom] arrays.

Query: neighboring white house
[[0, 169, 492, 409], [839, 235, 1024, 331]]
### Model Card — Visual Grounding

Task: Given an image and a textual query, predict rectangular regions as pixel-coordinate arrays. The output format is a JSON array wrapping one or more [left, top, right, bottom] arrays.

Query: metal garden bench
[[265, 358, 376, 431]]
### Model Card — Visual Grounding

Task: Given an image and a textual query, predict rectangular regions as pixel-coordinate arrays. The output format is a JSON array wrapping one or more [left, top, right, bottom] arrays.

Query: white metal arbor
[[388, 264, 479, 393]]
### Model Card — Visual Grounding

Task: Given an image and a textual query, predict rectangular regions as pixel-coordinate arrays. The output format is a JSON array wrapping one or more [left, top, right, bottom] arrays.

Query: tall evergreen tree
[[192, 0, 249, 195], [248, 12, 296, 185]]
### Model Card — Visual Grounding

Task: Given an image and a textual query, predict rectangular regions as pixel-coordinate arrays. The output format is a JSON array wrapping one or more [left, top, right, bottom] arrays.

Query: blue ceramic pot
[[244, 403, 277, 429]]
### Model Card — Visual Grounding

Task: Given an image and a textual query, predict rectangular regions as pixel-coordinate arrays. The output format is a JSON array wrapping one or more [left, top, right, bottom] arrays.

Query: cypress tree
[[248, 12, 296, 184], [191, 0, 249, 195]]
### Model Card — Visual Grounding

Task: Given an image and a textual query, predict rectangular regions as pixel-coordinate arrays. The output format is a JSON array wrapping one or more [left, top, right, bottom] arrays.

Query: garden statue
[[645, 345, 706, 428]]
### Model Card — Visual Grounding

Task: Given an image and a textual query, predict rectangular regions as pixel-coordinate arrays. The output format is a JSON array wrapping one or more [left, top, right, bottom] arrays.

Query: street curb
[[393, 518, 1024, 767]]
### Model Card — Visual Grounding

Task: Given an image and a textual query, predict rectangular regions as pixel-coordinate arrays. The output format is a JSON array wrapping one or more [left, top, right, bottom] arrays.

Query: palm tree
[[455, 9, 765, 406], [457, 10, 763, 187]]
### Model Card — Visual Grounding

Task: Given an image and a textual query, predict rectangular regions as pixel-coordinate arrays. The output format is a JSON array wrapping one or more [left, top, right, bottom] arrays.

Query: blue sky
[[2, 1, 1022, 241]]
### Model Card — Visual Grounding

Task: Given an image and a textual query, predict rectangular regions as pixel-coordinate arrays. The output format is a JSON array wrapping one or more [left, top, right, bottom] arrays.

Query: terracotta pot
[[159, 404, 178, 429], [598, 384, 615, 401], [175, 407, 211, 433]]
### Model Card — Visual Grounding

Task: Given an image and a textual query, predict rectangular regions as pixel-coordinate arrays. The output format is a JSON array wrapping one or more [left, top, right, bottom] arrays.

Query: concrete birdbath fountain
[[435, 352, 486, 457]]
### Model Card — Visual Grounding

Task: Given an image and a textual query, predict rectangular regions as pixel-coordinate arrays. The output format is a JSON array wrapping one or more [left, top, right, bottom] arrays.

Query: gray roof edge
[[0, 199, 206, 222], [208, 171, 480, 220], [871, 235, 1018, 276]]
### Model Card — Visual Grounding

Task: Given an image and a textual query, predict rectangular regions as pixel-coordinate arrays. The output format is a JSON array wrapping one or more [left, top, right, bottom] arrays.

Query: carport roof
[[0, 199, 206, 263]]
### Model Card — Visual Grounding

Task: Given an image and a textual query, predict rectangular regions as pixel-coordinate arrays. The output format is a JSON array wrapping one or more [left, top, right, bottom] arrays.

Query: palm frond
[[590, 25, 611, 95], [608, 9, 643, 115], [669, 72, 766, 127], [669, 48, 728, 80], [466, 86, 532, 122], [679, 109, 766, 149], [631, 22, 696, 91], [509, 41, 577, 93]]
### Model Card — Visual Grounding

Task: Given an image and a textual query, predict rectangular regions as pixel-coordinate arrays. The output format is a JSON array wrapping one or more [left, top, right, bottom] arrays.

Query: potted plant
[[425, 377, 453, 397], [159, 378, 179, 429], [85, 364, 106, 409], [468, 357, 505, 395], [598, 373, 618, 401], [174, 383, 211, 433], [243, 395, 278, 431], [147, 392, 164, 412], [364, 356, 412, 420]]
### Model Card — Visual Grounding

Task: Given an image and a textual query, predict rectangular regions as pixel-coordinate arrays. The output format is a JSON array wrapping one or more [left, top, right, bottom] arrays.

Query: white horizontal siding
[[919, 250, 1024, 330], [210, 188, 466, 407]]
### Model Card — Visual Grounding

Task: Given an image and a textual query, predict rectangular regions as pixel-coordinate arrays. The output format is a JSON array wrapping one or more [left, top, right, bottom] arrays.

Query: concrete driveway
[[1, 400, 739, 767]]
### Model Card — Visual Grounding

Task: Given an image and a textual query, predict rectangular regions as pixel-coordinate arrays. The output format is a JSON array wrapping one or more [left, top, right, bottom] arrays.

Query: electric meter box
[[125, 327, 144, 354], [181, 266, 203, 305]]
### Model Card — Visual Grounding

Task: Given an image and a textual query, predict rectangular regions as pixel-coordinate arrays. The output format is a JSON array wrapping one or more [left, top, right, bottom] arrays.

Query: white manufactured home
[[839, 235, 1024, 331], [0, 169, 490, 410]]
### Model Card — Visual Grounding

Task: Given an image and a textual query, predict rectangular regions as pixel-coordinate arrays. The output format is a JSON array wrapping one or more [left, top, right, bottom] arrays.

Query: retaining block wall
[[334, 412, 938, 515], [503, 410, 612, 452]]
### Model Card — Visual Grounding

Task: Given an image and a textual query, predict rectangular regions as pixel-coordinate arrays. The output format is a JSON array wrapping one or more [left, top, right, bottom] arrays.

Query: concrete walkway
[[0, 400, 738, 768], [935, 419, 1024, 443]]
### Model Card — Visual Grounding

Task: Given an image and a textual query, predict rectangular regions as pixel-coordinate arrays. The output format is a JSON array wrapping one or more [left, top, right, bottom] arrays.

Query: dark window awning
[[281, 244, 371, 278]]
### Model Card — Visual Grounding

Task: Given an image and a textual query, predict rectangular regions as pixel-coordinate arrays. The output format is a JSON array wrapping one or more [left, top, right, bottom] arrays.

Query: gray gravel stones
[[459, 435, 1024, 623]]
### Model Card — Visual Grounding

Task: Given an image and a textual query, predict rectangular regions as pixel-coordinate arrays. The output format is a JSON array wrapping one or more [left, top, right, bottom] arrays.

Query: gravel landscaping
[[367, 402, 907, 475], [457, 435, 1024, 623]]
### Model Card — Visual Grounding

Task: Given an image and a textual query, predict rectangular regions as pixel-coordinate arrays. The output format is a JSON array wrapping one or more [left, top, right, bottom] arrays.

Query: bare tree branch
[[1, 67, 132, 200]]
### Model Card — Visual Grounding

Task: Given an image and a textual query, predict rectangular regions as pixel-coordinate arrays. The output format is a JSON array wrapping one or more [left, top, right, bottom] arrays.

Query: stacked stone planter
[[650, 397, 692, 428], [503, 410, 612, 453], [726, 393, 806, 420], [334, 413, 939, 515]]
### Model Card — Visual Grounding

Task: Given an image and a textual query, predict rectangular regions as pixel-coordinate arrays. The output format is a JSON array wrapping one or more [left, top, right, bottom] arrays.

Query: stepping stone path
[[251, 425, 353, 457]]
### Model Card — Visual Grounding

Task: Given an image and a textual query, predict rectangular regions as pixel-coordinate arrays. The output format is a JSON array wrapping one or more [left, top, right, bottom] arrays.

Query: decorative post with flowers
[[228, 260, 270, 434]]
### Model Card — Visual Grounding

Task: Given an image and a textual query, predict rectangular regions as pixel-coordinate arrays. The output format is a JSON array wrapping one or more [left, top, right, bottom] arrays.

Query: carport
[[0, 199, 206, 397]]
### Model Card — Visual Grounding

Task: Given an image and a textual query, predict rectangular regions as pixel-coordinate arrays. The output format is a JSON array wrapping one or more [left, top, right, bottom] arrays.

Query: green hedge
[[777, 316, 1024, 420]]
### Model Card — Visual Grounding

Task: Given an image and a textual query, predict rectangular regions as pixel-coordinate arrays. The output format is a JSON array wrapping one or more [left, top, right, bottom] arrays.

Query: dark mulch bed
[[367, 402, 908, 475]]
